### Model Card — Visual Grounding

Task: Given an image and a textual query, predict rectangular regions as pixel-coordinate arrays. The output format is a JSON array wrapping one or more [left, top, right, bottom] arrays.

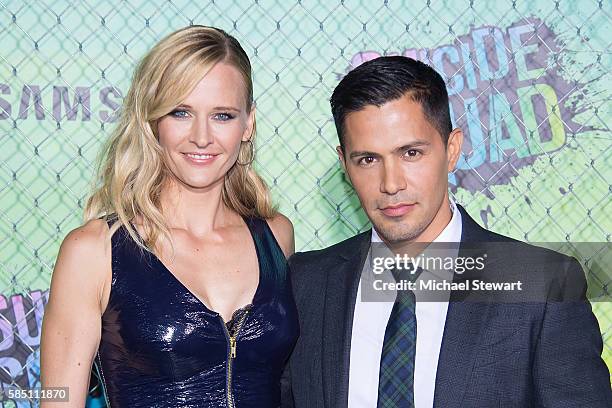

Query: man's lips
[[379, 203, 416, 217]]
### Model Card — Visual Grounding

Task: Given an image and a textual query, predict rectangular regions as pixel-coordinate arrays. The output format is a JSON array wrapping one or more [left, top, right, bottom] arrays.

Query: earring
[[236, 139, 254, 166]]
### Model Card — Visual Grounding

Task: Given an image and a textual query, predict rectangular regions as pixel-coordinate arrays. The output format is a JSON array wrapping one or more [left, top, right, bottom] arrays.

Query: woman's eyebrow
[[174, 104, 241, 112], [212, 106, 241, 112]]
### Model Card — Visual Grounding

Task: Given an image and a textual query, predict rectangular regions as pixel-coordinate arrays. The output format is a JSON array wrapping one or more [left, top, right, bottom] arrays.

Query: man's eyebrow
[[393, 140, 431, 153], [348, 140, 431, 159], [349, 150, 382, 159]]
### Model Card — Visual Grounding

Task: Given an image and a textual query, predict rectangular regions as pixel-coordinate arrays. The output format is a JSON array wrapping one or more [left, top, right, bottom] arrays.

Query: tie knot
[[390, 264, 422, 283]]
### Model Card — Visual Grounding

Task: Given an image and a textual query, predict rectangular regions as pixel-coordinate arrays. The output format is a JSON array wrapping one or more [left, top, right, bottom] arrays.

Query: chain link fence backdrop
[[0, 0, 610, 406]]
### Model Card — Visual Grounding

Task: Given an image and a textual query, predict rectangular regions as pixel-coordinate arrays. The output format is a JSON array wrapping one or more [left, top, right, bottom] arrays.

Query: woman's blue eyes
[[213, 112, 235, 121], [169, 110, 189, 118], [168, 110, 235, 121]]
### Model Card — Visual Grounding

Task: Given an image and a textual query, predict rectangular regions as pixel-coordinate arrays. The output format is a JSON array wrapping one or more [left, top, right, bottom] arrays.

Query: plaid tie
[[377, 264, 422, 408]]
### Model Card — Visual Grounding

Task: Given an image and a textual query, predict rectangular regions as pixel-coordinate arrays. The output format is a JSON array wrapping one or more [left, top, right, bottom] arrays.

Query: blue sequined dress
[[94, 215, 299, 408]]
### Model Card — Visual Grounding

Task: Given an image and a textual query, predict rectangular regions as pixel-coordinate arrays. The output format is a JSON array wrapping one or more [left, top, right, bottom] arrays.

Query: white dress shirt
[[347, 200, 463, 408]]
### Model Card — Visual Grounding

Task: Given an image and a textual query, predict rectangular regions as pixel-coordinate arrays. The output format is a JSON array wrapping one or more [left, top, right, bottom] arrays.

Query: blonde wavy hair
[[84, 25, 277, 254]]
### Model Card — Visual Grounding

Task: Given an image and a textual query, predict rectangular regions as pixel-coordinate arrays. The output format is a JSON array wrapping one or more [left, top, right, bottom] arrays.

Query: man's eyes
[[357, 156, 377, 166], [356, 150, 422, 166], [403, 149, 422, 158]]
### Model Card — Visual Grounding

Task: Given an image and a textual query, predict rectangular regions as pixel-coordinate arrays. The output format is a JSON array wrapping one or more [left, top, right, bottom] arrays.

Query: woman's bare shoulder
[[60, 218, 112, 257], [266, 213, 295, 258], [50, 218, 113, 306]]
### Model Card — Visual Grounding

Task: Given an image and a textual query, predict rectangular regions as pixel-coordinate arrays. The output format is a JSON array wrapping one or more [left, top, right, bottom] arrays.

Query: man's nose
[[380, 161, 407, 195]]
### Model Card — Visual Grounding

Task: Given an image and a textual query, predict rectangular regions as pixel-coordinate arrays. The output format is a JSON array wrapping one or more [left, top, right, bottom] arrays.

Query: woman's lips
[[182, 152, 219, 165], [380, 203, 416, 217]]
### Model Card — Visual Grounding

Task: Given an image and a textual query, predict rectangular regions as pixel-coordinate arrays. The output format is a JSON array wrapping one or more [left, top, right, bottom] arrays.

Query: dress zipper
[[222, 309, 250, 408]]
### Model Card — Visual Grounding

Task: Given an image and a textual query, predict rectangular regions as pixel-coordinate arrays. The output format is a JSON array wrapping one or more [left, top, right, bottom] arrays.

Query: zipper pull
[[230, 336, 237, 359]]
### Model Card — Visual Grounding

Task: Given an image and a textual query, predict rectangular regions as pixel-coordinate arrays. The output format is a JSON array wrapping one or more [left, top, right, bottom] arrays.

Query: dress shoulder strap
[[243, 215, 289, 294]]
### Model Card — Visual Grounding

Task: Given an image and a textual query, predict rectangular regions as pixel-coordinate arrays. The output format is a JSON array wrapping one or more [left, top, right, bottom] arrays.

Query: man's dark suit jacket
[[281, 204, 612, 407]]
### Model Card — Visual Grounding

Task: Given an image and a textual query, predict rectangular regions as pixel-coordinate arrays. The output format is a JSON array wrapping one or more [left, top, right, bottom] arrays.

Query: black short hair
[[330, 56, 453, 151]]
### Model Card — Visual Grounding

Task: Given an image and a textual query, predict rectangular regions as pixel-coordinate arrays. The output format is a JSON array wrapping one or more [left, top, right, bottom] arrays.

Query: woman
[[40, 26, 298, 407]]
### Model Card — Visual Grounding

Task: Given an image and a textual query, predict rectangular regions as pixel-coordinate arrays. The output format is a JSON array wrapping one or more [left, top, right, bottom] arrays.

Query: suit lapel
[[433, 205, 492, 408], [321, 230, 371, 408]]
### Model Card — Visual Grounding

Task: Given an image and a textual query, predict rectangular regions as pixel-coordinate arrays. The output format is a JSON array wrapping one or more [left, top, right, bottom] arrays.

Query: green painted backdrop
[[0, 1, 610, 406]]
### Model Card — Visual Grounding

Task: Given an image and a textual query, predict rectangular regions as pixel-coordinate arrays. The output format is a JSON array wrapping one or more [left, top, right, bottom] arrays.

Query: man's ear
[[336, 145, 353, 185], [336, 145, 347, 172], [446, 128, 464, 172], [242, 105, 256, 142]]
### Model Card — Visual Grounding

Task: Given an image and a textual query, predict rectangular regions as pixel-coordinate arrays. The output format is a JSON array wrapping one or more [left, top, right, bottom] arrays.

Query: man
[[281, 56, 611, 407]]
